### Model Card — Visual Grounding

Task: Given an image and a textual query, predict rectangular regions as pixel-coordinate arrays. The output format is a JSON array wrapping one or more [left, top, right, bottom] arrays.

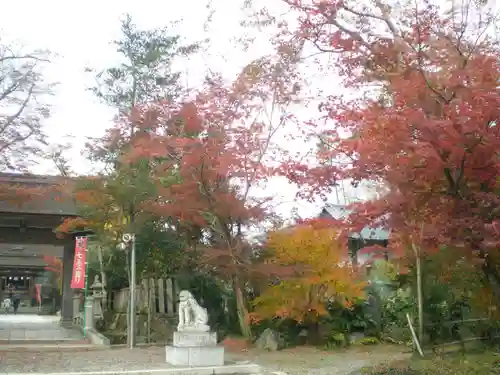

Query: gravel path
[[0, 345, 409, 374], [230, 346, 410, 375]]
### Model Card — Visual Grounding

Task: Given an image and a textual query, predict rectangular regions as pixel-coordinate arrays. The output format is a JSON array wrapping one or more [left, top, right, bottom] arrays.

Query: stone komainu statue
[[177, 290, 210, 332]]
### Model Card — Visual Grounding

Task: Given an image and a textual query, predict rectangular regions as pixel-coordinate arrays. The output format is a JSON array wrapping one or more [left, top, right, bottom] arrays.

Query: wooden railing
[[409, 316, 500, 354], [107, 277, 178, 315], [72, 277, 179, 326]]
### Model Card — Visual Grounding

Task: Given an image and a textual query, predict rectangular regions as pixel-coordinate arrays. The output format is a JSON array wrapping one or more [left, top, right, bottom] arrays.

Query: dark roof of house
[[320, 203, 390, 241], [0, 173, 77, 216]]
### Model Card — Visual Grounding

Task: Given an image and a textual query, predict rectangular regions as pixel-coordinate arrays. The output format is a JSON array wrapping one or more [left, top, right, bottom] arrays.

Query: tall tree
[[88, 14, 198, 114], [120, 52, 302, 337], [65, 14, 200, 238], [84, 14, 201, 230], [121, 98, 268, 339], [59, 16, 200, 344]]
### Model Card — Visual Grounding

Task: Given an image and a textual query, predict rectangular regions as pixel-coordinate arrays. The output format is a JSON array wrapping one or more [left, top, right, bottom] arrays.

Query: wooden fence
[[107, 277, 179, 315], [409, 316, 500, 355]]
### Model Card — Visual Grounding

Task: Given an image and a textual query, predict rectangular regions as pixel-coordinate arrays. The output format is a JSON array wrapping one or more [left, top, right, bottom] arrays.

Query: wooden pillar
[[158, 278, 165, 314], [27, 277, 32, 306], [61, 238, 75, 326], [141, 279, 148, 311], [166, 278, 174, 316], [149, 278, 156, 313]]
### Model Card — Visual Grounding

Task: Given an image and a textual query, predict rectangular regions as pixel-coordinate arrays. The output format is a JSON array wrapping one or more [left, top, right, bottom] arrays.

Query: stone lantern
[[90, 275, 105, 321]]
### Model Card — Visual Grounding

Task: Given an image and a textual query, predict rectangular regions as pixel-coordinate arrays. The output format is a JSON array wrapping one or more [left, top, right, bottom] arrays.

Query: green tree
[[58, 15, 201, 344], [87, 14, 199, 112], [83, 13, 201, 233], [78, 13, 201, 250]]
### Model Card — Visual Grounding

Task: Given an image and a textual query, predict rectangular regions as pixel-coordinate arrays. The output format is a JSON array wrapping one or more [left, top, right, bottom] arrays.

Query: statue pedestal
[[173, 331, 217, 347], [166, 331, 224, 367]]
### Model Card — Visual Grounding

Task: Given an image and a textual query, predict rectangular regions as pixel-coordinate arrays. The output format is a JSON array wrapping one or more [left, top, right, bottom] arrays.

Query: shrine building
[[0, 172, 81, 325]]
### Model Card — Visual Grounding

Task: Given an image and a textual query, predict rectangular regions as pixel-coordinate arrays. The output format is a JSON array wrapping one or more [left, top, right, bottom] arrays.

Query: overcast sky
[[0, 0, 253, 172], [0, 0, 378, 220]]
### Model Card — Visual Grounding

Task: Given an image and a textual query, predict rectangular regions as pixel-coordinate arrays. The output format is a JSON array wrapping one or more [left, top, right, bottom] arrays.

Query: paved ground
[[0, 314, 84, 343], [0, 345, 409, 374], [0, 315, 409, 374]]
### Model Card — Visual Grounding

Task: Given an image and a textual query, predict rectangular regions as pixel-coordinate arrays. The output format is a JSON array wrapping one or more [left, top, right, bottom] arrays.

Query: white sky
[[0, 0, 377, 220]]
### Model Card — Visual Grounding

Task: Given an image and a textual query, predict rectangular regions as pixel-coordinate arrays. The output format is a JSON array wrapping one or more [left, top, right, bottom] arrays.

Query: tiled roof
[[0, 173, 77, 216], [320, 204, 390, 241]]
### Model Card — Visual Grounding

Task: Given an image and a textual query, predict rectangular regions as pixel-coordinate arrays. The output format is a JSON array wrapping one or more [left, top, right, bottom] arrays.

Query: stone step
[[0, 363, 262, 375], [0, 339, 90, 345], [0, 337, 92, 349], [0, 340, 101, 352]]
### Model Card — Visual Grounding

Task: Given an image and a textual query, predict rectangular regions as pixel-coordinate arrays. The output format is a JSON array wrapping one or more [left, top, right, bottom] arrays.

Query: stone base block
[[165, 345, 225, 367], [173, 331, 217, 347]]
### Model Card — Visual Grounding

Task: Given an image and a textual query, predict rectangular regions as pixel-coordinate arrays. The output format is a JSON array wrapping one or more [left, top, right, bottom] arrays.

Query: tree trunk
[[411, 241, 424, 343], [96, 245, 108, 308], [233, 276, 252, 339]]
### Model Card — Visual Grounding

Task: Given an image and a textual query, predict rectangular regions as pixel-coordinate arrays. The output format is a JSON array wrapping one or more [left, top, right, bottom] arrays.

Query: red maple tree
[[272, 1, 500, 272], [108, 67, 299, 337], [118, 105, 264, 337]]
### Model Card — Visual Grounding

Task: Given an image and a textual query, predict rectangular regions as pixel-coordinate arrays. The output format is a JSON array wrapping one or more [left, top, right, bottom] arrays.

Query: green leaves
[[135, 220, 187, 278], [88, 13, 200, 111]]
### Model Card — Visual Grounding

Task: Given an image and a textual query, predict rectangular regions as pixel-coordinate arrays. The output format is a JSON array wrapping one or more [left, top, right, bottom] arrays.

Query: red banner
[[70, 237, 87, 289], [35, 284, 41, 303]]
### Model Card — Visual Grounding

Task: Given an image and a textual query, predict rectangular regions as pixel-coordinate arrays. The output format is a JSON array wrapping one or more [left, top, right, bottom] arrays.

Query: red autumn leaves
[[276, 0, 500, 259]]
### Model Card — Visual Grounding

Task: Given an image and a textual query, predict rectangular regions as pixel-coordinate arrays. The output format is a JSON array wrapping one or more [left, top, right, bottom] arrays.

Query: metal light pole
[[119, 233, 136, 349]]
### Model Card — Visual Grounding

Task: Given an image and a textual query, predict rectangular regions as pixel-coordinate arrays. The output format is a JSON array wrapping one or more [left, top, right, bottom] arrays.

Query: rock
[[349, 331, 365, 344], [255, 328, 283, 351], [297, 328, 308, 345]]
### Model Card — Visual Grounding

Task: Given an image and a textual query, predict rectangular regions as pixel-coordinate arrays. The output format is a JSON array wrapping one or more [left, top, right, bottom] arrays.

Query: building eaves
[[319, 204, 390, 241]]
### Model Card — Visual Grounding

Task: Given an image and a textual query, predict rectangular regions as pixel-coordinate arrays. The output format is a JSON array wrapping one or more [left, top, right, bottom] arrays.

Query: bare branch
[[0, 41, 54, 170]]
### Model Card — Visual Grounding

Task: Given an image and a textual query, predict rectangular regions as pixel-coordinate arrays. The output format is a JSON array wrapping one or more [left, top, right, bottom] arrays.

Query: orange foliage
[[253, 224, 366, 323], [54, 176, 128, 242], [56, 217, 91, 236]]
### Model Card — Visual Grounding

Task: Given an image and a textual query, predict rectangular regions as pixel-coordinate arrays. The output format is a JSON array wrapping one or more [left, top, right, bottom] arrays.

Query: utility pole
[[411, 224, 425, 344], [119, 233, 136, 349], [129, 234, 136, 349]]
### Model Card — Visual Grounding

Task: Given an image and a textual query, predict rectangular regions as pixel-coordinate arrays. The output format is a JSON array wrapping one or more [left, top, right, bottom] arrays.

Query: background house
[[318, 204, 390, 266]]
